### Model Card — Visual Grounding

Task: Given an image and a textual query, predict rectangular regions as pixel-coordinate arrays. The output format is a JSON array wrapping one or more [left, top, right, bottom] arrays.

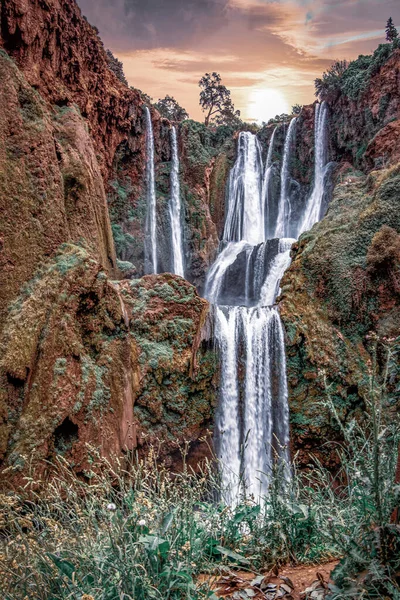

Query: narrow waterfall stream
[[206, 106, 329, 504], [299, 101, 329, 235], [144, 107, 157, 274], [169, 126, 185, 277]]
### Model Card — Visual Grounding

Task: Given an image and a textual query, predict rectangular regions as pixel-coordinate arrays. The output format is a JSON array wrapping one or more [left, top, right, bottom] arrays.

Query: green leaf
[[139, 534, 170, 558], [161, 511, 175, 535], [232, 504, 260, 525], [214, 545, 250, 564], [47, 553, 75, 581]]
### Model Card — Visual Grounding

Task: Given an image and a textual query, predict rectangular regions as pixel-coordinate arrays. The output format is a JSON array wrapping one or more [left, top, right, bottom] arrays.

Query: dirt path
[[200, 560, 339, 599]]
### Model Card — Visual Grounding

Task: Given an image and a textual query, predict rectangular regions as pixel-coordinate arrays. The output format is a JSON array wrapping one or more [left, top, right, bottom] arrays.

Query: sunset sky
[[78, 0, 400, 122]]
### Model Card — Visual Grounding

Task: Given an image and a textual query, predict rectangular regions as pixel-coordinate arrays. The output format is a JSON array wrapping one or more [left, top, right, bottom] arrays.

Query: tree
[[199, 72, 240, 127], [106, 49, 128, 86], [315, 59, 348, 99], [155, 95, 189, 122], [291, 104, 302, 115], [133, 88, 153, 105], [386, 17, 398, 42]]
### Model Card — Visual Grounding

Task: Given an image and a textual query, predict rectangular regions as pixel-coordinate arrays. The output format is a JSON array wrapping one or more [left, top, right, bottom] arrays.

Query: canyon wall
[[0, 0, 399, 482], [280, 53, 400, 465], [0, 0, 218, 482]]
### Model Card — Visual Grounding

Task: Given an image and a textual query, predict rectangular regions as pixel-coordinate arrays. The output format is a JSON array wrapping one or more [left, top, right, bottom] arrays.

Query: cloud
[[78, 0, 230, 51], [77, 0, 400, 122]]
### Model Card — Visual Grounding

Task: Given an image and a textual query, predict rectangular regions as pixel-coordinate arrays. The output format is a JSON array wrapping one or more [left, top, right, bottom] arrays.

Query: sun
[[247, 87, 290, 123]]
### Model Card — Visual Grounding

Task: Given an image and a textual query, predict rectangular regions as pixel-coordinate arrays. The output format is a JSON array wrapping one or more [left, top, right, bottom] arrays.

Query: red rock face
[[329, 49, 400, 169], [0, 1, 218, 486], [0, 0, 142, 177]]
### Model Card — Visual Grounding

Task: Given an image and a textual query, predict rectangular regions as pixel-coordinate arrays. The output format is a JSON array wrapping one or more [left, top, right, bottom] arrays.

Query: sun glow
[[247, 87, 290, 123]]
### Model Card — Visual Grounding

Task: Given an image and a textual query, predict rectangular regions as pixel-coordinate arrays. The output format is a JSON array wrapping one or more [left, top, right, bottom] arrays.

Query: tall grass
[[1, 339, 399, 600], [0, 448, 338, 600]]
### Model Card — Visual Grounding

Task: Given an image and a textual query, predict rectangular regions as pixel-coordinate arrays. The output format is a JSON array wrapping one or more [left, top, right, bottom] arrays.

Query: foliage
[[111, 224, 136, 261], [267, 113, 291, 125], [106, 49, 128, 86], [314, 60, 349, 101], [155, 95, 189, 122], [291, 104, 302, 115], [315, 41, 397, 101], [323, 336, 400, 598], [132, 88, 153, 105], [199, 72, 241, 127], [386, 17, 398, 42], [0, 449, 337, 600]]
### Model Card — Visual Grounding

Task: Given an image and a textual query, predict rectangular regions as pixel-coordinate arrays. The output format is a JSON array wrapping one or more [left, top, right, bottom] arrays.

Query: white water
[[275, 118, 297, 239], [169, 127, 185, 277], [262, 126, 278, 240], [299, 102, 329, 235], [207, 109, 329, 503], [144, 107, 157, 274], [224, 132, 264, 245], [260, 238, 296, 306]]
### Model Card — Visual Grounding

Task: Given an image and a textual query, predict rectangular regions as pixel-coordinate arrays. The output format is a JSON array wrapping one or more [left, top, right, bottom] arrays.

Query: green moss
[[117, 259, 135, 275], [17, 85, 45, 124], [112, 224, 136, 259], [54, 358, 67, 377], [136, 338, 174, 369]]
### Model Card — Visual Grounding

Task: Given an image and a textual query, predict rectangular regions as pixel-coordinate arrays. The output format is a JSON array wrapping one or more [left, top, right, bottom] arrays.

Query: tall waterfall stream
[[205, 104, 329, 503]]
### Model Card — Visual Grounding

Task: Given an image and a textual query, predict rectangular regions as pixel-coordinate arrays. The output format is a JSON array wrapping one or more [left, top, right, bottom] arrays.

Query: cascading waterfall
[[299, 102, 329, 235], [262, 126, 277, 239], [274, 118, 297, 239], [207, 106, 329, 504], [144, 107, 157, 274], [169, 127, 185, 277], [224, 132, 264, 245]]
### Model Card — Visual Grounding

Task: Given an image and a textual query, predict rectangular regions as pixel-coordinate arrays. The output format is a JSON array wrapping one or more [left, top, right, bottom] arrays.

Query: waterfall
[[144, 107, 157, 274], [206, 114, 329, 504], [260, 238, 295, 306], [223, 132, 264, 244], [206, 131, 293, 502], [169, 127, 185, 277], [275, 118, 297, 239], [262, 126, 278, 240], [299, 102, 328, 235]]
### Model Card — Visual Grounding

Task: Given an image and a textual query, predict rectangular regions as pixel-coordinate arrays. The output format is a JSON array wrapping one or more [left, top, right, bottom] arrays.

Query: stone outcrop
[[280, 164, 400, 467], [0, 0, 399, 484], [0, 244, 216, 484]]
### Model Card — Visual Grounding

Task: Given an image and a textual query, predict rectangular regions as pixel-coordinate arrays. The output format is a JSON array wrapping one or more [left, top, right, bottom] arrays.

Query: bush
[[315, 43, 396, 101]]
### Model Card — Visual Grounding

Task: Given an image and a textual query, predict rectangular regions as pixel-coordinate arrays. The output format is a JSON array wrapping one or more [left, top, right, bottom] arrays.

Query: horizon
[[77, 0, 400, 123]]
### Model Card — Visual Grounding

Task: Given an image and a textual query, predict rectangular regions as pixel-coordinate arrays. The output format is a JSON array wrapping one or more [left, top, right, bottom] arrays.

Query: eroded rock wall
[[0, 244, 216, 484]]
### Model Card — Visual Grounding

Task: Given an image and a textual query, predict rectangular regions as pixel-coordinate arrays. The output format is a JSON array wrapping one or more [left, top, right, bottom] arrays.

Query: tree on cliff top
[[386, 17, 398, 42], [199, 72, 240, 127], [155, 96, 189, 122], [106, 49, 128, 86]]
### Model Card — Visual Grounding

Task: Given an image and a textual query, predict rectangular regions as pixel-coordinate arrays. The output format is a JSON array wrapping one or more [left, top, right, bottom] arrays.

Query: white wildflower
[[107, 503, 117, 512]]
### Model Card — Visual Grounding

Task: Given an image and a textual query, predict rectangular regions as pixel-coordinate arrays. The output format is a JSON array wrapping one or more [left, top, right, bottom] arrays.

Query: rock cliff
[[0, 0, 399, 483], [0, 0, 218, 482]]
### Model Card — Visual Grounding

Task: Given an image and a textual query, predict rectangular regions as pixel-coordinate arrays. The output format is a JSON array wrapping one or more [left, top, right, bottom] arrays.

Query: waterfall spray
[[224, 132, 264, 244], [206, 109, 330, 503], [262, 126, 278, 239]]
